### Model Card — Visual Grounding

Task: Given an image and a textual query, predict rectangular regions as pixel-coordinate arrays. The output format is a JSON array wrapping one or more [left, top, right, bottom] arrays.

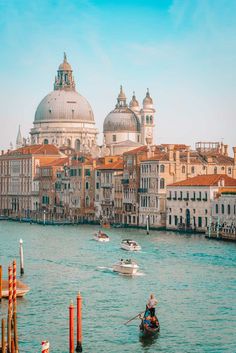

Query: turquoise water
[[0, 221, 236, 353]]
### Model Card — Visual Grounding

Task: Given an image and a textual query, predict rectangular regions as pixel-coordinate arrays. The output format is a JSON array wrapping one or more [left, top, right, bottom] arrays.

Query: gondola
[[139, 307, 160, 338]]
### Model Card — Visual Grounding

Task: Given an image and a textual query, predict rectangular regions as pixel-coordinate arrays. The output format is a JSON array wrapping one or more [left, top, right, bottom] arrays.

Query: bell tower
[[141, 89, 155, 145]]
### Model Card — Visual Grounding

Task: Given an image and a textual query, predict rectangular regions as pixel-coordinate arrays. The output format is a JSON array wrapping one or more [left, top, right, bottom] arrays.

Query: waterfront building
[[30, 53, 98, 151], [211, 187, 236, 229], [0, 144, 62, 216], [166, 174, 236, 232], [103, 87, 155, 156], [96, 156, 123, 224]]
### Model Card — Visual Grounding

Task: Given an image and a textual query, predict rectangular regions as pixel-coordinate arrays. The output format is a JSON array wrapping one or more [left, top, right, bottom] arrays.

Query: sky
[[0, 0, 235, 153]]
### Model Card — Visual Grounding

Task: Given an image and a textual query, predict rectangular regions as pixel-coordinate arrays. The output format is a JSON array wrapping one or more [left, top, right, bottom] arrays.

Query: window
[[70, 169, 77, 177], [112, 135, 116, 142], [85, 196, 90, 207], [214, 167, 217, 174], [205, 209, 208, 214], [191, 166, 195, 174], [221, 204, 224, 214], [43, 139, 48, 145], [75, 139, 80, 151], [174, 216, 178, 226], [160, 178, 165, 189], [205, 217, 208, 227], [216, 204, 218, 214], [227, 204, 231, 215], [96, 182, 100, 189], [85, 182, 89, 190], [85, 169, 91, 176], [169, 215, 172, 225], [228, 168, 232, 174], [182, 166, 186, 173], [146, 116, 149, 124], [160, 165, 165, 173], [198, 217, 202, 227], [150, 116, 153, 124], [78, 168, 81, 177]]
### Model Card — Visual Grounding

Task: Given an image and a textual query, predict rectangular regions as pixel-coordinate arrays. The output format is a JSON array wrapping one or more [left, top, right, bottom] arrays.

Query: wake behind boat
[[112, 259, 139, 275], [139, 307, 160, 338], [94, 230, 110, 242], [121, 239, 141, 251]]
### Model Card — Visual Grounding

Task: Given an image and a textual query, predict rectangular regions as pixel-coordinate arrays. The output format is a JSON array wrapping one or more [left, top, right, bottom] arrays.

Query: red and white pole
[[41, 340, 50, 353], [76, 292, 82, 352], [13, 261, 17, 312], [69, 300, 74, 353], [8, 265, 13, 352]]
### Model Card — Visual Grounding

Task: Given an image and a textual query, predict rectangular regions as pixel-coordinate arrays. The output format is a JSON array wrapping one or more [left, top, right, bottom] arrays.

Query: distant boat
[[101, 222, 111, 229], [139, 308, 160, 338], [112, 259, 139, 275], [94, 231, 110, 242], [121, 239, 141, 251], [1, 279, 30, 298]]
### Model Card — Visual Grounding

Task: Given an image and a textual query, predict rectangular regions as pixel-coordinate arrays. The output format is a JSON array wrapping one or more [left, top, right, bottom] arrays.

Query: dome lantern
[[54, 52, 75, 91], [116, 85, 127, 108], [129, 91, 139, 109]]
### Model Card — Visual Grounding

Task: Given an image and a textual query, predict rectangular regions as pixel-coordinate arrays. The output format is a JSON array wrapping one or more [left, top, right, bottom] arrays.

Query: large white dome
[[34, 90, 94, 123]]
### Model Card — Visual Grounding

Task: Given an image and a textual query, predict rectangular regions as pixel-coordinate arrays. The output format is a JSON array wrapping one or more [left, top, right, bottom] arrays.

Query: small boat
[[101, 222, 111, 229], [121, 239, 141, 251], [1, 279, 30, 298], [112, 259, 139, 275], [94, 231, 110, 242], [139, 308, 160, 338]]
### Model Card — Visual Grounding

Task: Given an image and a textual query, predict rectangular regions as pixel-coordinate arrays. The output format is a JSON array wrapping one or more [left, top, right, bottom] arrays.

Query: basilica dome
[[103, 86, 140, 133], [34, 90, 94, 122]]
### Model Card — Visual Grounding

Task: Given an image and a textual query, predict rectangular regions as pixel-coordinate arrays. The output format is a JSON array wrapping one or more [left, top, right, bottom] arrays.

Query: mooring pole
[[8, 265, 13, 353], [2, 318, 6, 353], [76, 292, 82, 352], [11, 338, 15, 353], [12, 260, 18, 353], [19, 239, 24, 275], [146, 215, 149, 235], [0, 265, 2, 301], [69, 300, 74, 353]]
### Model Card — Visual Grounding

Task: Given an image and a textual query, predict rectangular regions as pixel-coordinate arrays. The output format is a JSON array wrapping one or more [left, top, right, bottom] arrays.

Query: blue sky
[[0, 0, 235, 152]]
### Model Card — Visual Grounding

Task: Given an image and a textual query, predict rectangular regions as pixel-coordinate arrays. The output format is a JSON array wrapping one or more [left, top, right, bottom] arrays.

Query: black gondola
[[139, 307, 160, 338]]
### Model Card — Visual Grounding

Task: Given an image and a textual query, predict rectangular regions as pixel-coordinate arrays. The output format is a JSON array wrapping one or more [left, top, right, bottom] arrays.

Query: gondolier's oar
[[124, 311, 144, 325]]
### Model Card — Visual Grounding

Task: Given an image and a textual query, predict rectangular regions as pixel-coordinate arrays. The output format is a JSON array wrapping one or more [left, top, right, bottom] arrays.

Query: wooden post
[[76, 292, 82, 352], [146, 215, 149, 235], [8, 265, 13, 353], [2, 319, 6, 353], [69, 300, 74, 353], [11, 338, 15, 353], [13, 313, 18, 353], [19, 239, 24, 275], [0, 265, 2, 301]]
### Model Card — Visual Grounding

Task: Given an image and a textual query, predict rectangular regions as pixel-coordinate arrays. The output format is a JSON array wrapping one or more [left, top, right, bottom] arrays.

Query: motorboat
[[94, 231, 110, 242], [1, 279, 30, 298], [112, 259, 139, 275], [139, 307, 160, 338], [121, 239, 141, 251]]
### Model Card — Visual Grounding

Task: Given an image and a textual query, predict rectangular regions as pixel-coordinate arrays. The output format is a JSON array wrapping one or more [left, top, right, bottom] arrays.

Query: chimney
[[223, 144, 228, 156], [186, 146, 190, 164], [1, 150, 4, 155], [168, 144, 174, 161], [220, 141, 224, 154], [93, 160, 97, 168], [233, 147, 236, 164]]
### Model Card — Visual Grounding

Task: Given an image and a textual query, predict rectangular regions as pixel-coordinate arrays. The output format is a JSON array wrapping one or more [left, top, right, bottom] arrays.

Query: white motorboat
[[94, 231, 110, 242], [121, 239, 141, 251], [112, 259, 139, 275]]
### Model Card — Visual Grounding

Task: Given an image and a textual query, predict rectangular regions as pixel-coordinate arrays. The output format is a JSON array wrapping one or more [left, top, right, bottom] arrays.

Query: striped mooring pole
[[8, 265, 13, 353], [42, 340, 50, 353]]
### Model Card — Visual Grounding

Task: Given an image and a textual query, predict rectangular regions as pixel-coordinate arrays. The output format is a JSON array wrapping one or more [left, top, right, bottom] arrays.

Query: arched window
[[227, 204, 231, 215], [160, 165, 165, 173], [85, 196, 90, 207], [191, 166, 195, 174], [182, 166, 186, 173], [221, 204, 224, 214], [214, 167, 217, 174], [75, 139, 80, 151], [150, 116, 153, 124], [228, 168, 232, 174], [146, 116, 149, 124], [160, 178, 165, 189], [67, 139, 71, 147], [215, 204, 218, 214], [43, 139, 49, 144]]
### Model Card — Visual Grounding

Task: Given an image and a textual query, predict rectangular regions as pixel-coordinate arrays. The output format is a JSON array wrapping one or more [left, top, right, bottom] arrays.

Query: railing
[[101, 183, 113, 188], [138, 188, 148, 193]]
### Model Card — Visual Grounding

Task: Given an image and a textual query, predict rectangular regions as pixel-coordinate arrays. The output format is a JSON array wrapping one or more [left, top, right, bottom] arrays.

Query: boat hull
[[112, 264, 139, 275], [1, 279, 30, 298], [121, 244, 141, 251], [94, 235, 109, 242]]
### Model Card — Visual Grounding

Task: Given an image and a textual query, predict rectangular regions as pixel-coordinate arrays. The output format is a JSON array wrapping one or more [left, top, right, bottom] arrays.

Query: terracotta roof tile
[[168, 174, 236, 187]]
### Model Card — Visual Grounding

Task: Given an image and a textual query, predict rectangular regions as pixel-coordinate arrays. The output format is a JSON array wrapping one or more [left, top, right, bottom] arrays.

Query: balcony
[[197, 197, 202, 201], [121, 179, 129, 185], [178, 197, 182, 200], [183, 197, 189, 201], [173, 196, 177, 200], [167, 197, 172, 200], [191, 197, 196, 201], [138, 188, 148, 193], [101, 183, 113, 188]]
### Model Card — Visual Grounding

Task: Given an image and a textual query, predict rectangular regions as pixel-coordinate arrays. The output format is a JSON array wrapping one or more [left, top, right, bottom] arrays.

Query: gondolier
[[147, 293, 158, 317]]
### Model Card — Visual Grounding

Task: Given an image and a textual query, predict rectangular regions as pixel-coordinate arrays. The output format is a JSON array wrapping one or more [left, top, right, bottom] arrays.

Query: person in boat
[[147, 293, 158, 317], [150, 316, 158, 328]]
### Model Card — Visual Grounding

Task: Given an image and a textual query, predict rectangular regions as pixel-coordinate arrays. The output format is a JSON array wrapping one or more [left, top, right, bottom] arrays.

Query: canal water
[[0, 221, 235, 353]]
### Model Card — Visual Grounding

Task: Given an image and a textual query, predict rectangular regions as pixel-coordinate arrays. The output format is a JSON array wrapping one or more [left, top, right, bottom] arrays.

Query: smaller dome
[[129, 91, 139, 108], [58, 52, 72, 71], [143, 88, 153, 106], [103, 107, 140, 133]]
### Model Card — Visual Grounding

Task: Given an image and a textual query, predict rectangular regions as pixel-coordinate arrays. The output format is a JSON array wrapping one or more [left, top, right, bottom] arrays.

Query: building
[[0, 144, 62, 216], [212, 188, 236, 229], [30, 53, 98, 152], [166, 174, 236, 232], [103, 86, 155, 156]]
